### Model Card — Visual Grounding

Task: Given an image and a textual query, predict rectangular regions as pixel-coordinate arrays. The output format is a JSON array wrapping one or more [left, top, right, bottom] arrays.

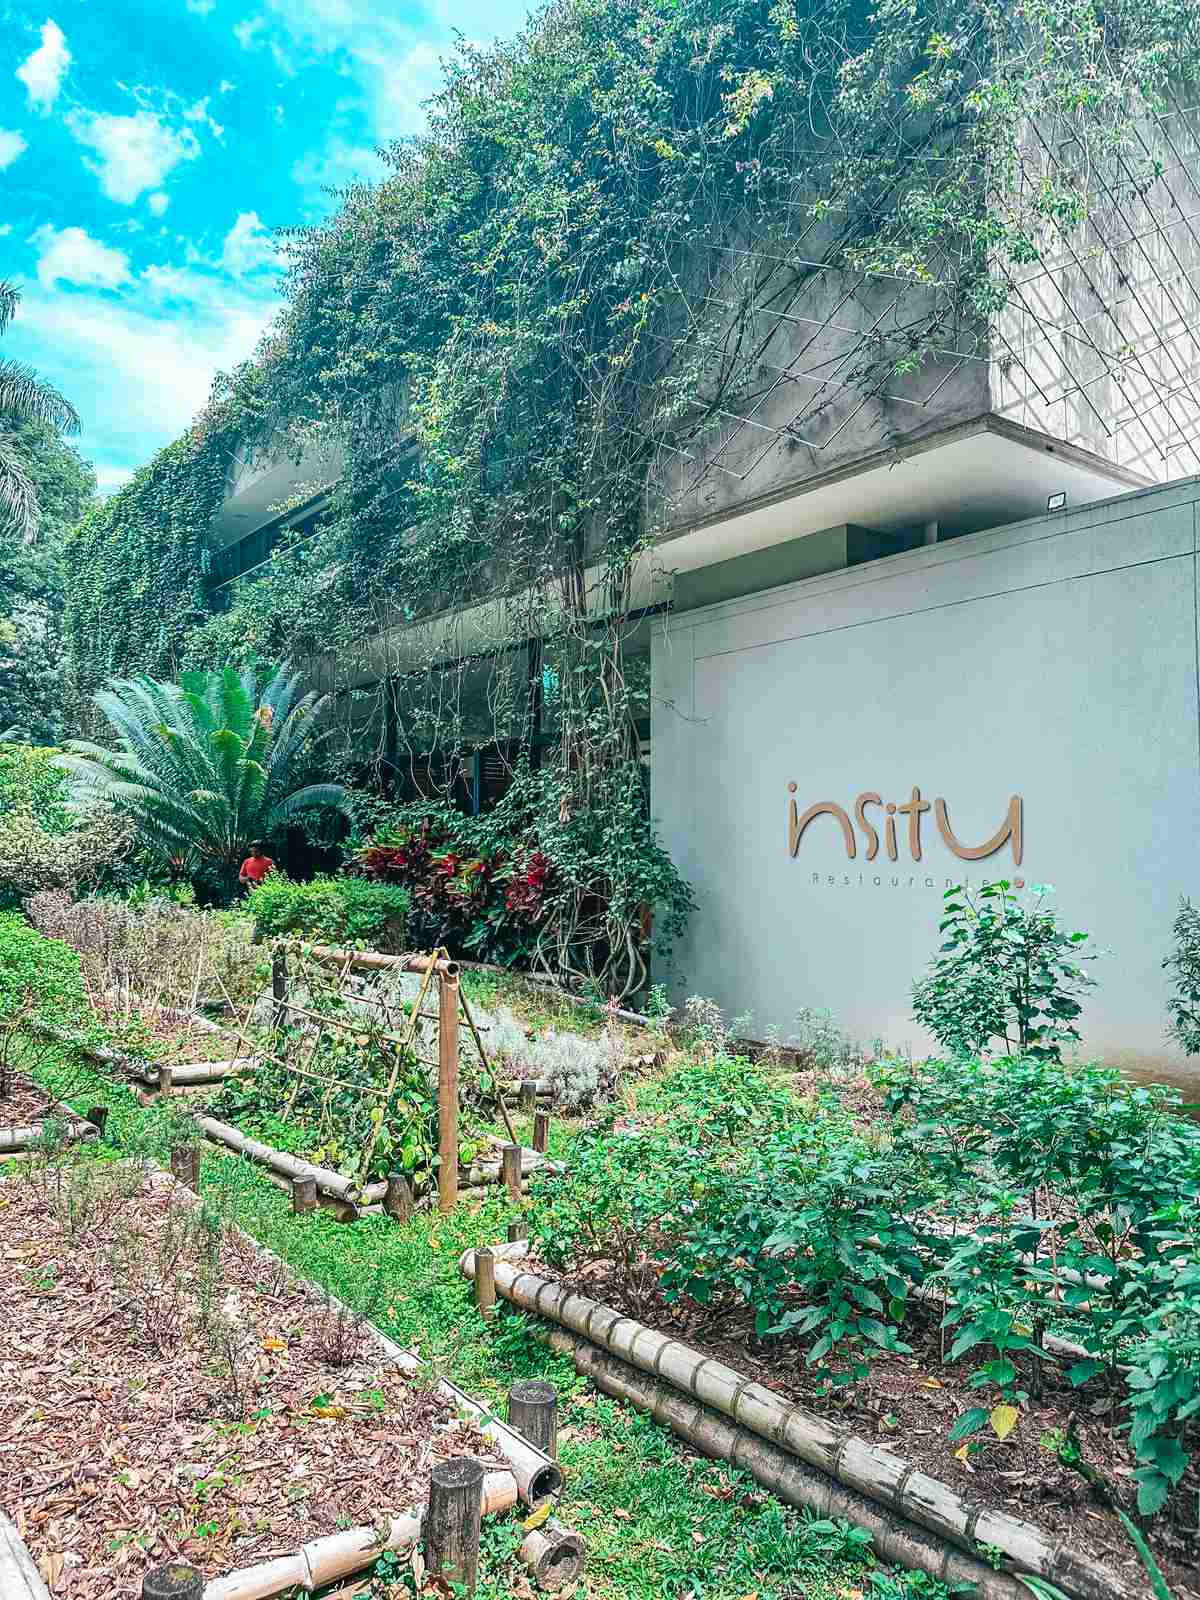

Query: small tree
[[58, 663, 349, 897], [913, 881, 1101, 1062], [1163, 895, 1200, 1056]]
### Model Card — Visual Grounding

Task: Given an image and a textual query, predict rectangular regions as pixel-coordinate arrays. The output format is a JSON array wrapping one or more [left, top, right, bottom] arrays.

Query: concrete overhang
[[211, 440, 344, 546], [314, 416, 1150, 696], [649, 414, 1150, 578]]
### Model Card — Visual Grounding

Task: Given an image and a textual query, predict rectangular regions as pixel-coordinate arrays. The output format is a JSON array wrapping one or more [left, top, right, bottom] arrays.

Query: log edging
[[459, 1245, 1132, 1600]]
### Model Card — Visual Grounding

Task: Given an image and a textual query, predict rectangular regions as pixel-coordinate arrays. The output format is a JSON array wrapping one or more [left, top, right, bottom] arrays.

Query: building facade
[[651, 475, 1200, 1075]]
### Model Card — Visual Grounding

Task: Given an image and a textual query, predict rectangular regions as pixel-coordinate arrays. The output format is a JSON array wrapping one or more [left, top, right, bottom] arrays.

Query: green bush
[[246, 873, 409, 949], [0, 744, 71, 829], [1163, 895, 1200, 1056], [0, 911, 90, 1026]]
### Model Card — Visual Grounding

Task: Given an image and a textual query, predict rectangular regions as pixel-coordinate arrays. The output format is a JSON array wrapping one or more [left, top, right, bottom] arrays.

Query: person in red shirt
[[238, 844, 276, 889]]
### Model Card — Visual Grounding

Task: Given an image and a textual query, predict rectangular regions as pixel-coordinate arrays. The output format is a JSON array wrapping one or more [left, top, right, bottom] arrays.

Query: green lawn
[[23, 1041, 880, 1600]]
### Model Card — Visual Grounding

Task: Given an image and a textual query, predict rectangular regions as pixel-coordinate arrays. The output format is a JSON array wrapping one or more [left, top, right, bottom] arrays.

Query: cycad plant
[[59, 664, 349, 894], [0, 281, 80, 539]]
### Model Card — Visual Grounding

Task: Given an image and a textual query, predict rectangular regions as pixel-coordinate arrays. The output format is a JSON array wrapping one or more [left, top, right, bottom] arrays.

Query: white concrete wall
[[651, 477, 1200, 1077]]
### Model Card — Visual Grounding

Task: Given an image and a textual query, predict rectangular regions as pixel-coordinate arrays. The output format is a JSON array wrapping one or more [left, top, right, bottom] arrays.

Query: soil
[[536, 1253, 1200, 1600], [0, 1075, 95, 1137], [0, 1164, 505, 1597]]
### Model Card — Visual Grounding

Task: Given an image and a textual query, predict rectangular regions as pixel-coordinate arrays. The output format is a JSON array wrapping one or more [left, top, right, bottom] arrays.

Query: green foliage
[[58, 662, 349, 896], [1163, 895, 1200, 1056], [247, 872, 409, 949], [539, 1047, 1200, 1518], [357, 764, 692, 995], [0, 421, 96, 743], [913, 881, 1101, 1061], [0, 910, 90, 1026], [0, 805, 133, 907], [0, 282, 81, 542], [0, 743, 71, 830], [61, 434, 232, 724]]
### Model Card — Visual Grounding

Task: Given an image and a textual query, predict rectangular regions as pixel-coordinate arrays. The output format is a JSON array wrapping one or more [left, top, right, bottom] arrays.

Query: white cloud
[[15, 19, 70, 113], [95, 463, 135, 494], [33, 224, 131, 290], [0, 224, 13, 238], [184, 97, 226, 140], [220, 210, 278, 274], [291, 137, 385, 198], [233, 17, 265, 48], [273, 104, 285, 123], [67, 108, 201, 205], [219, 79, 237, 95], [185, 0, 216, 13], [2, 267, 281, 481], [0, 129, 27, 170], [147, 191, 170, 217]]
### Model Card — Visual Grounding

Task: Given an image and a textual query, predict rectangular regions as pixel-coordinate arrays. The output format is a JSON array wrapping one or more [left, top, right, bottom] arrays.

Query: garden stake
[[424, 1456, 484, 1594], [502, 1143, 522, 1201], [475, 1246, 497, 1318], [507, 1219, 527, 1243], [292, 1176, 317, 1215], [158, 1064, 174, 1095], [507, 1379, 557, 1457], [271, 945, 287, 1030], [437, 958, 460, 1213], [169, 1144, 200, 1190], [384, 1171, 413, 1222], [142, 1563, 203, 1600], [533, 1110, 549, 1154], [520, 1080, 537, 1113], [87, 1104, 108, 1135]]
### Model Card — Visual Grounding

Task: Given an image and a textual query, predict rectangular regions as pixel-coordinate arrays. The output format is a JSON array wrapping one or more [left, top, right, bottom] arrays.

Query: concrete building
[[201, 96, 1200, 1071]]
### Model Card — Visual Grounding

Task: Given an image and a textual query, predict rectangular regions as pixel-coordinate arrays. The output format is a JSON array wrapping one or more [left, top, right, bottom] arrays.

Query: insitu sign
[[787, 784, 1023, 865]]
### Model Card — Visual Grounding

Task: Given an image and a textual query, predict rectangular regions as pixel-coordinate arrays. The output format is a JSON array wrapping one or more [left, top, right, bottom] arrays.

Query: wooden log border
[[458, 1246, 1132, 1600]]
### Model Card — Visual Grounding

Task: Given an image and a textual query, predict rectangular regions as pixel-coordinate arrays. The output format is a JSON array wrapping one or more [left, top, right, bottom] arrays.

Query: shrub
[[1163, 895, 1200, 1056], [912, 880, 1101, 1061], [246, 873, 409, 950], [0, 744, 71, 829], [0, 911, 90, 1026], [0, 804, 133, 907]]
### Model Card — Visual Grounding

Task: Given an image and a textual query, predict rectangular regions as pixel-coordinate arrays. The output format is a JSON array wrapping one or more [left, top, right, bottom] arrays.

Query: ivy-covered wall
[[61, 434, 231, 725]]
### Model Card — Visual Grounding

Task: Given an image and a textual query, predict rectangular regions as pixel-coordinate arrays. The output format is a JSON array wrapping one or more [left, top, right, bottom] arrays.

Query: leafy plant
[[0, 281, 80, 539], [1163, 895, 1200, 1056], [247, 872, 409, 950], [58, 663, 349, 898], [913, 881, 1101, 1061]]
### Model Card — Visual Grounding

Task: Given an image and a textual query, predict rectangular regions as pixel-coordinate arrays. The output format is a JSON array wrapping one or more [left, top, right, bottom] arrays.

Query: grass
[[17, 1037, 884, 1600]]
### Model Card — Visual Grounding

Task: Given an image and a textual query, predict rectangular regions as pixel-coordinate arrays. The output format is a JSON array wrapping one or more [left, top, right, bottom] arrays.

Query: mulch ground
[[546, 1252, 1199, 1600], [0, 1162, 505, 1597], [0, 1075, 95, 1136]]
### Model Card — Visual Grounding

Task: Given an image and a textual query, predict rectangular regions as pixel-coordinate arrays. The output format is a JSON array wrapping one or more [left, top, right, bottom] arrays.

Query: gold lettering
[[789, 799, 856, 859], [854, 792, 881, 860], [935, 795, 1023, 865], [896, 786, 930, 861]]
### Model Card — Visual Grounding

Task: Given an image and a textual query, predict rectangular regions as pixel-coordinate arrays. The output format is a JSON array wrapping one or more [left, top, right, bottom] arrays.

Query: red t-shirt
[[240, 854, 276, 883]]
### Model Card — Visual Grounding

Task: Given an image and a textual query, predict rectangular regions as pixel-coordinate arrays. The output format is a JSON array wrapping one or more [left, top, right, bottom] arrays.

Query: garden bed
[[529, 1251, 1197, 1599], [0, 1074, 99, 1154], [0, 1162, 508, 1596]]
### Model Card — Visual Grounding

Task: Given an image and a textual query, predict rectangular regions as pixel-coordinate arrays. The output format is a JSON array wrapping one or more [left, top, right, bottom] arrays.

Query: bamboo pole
[[303, 944, 459, 977], [533, 1111, 549, 1154], [502, 1143, 522, 1202], [519, 1518, 586, 1594], [203, 1473, 517, 1600], [194, 1114, 360, 1202], [459, 1250, 1128, 1600], [438, 967, 460, 1214], [145, 1564, 203, 1600], [508, 1379, 557, 1457], [475, 1246, 497, 1318], [0, 1121, 96, 1154]]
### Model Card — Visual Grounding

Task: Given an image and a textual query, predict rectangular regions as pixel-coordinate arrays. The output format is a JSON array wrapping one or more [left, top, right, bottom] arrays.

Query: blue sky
[[0, 0, 535, 492]]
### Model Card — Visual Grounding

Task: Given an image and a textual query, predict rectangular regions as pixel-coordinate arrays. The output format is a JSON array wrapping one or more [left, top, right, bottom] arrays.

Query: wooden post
[[507, 1379, 558, 1457], [438, 969, 460, 1215], [142, 1563, 203, 1600], [507, 1219, 527, 1243], [475, 1246, 496, 1318], [424, 1456, 483, 1593], [520, 1080, 537, 1114], [533, 1110, 549, 1155], [169, 1144, 200, 1189], [502, 1143, 522, 1202], [158, 1064, 174, 1096], [384, 1171, 414, 1223], [271, 945, 288, 1030], [292, 1176, 318, 1215], [87, 1105, 108, 1135]]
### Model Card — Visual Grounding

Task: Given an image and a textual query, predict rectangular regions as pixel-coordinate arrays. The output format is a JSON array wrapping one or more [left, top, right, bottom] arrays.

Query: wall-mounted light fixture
[[1046, 491, 1067, 511]]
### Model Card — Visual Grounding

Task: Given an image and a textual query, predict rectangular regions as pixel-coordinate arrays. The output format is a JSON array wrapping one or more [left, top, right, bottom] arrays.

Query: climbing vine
[[58, 0, 1200, 985]]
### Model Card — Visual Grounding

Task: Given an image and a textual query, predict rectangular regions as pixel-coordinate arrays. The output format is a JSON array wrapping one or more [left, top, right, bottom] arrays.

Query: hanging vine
[[59, 0, 1200, 990]]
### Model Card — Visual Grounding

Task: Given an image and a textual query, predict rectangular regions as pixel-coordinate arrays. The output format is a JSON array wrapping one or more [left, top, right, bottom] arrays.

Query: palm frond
[[0, 358, 80, 435], [0, 281, 18, 335], [0, 434, 38, 541]]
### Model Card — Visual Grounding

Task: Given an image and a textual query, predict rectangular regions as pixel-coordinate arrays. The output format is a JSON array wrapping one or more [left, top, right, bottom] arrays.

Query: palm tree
[[0, 280, 81, 540], [58, 663, 349, 893]]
